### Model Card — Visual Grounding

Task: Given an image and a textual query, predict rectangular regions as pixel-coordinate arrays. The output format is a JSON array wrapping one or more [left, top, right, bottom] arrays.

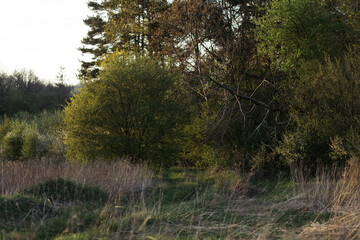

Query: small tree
[[1, 120, 25, 159], [64, 53, 186, 166]]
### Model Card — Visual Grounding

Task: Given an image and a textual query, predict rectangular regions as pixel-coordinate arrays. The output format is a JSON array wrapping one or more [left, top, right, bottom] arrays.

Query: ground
[[0, 168, 331, 239]]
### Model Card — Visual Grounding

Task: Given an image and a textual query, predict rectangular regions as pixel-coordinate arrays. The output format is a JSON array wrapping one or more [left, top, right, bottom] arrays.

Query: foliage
[[255, 0, 355, 73], [0, 70, 73, 116], [21, 124, 39, 159], [78, 1, 108, 79], [180, 103, 230, 167], [1, 120, 25, 159], [64, 53, 187, 166], [0, 110, 65, 160], [79, 0, 168, 80], [277, 45, 360, 168]]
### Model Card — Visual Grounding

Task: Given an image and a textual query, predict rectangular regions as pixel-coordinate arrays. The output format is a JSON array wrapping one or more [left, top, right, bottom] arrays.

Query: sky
[[0, 0, 92, 85]]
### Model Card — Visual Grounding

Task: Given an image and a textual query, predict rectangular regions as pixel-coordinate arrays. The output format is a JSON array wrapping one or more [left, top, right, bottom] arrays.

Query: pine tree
[[105, 0, 168, 55], [79, 1, 109, 80], [79, 0, 168, 81]]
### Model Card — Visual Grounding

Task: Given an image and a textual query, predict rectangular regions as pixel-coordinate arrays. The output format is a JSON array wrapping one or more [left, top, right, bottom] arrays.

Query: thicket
[[0, 110, 65, 160], [0, 69, 73, 161]]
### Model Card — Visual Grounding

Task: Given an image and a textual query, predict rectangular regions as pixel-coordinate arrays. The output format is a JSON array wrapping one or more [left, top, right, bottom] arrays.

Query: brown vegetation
[[300, 159, 360, 239], [0, 157, 153, 198]]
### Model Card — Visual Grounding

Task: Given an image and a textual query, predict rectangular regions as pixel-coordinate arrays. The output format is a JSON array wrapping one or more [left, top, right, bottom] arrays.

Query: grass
[[0, 158, 153, 197], [300, 159, 360, 239], [3, 159, 360, 239], [21, 178, 108, 205]]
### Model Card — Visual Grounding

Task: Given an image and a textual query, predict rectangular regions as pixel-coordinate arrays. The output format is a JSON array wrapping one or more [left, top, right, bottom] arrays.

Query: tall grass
[[287, 164, 342, 211], [0, 157, 153, 198], [300, 158, 360, 239]]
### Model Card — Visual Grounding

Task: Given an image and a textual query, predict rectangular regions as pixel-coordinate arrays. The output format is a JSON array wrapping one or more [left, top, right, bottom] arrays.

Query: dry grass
[[300, 158, 360, 239], [277, 161, 344, 213], [0, 157, 153, 198]]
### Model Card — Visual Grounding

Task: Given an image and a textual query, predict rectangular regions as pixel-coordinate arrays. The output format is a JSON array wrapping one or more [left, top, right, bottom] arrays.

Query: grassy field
[[1, 160, 359, 239]]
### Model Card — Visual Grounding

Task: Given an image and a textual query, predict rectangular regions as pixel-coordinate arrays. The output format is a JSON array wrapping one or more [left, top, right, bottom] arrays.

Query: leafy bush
[[35, 110, 65, 156], [22, 124, 39, 159], [277, 45, 360, 168], [0, 110, 65, 160], [64, 53, 187, 166], [0, 117, 11, 141], [1, 120, 25, 159], [255, 0, 354, 72]]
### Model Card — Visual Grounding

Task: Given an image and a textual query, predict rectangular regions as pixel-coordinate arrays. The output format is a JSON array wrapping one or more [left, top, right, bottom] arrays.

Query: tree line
[[2, 0, 360, 173], [73, 0, 360, 171], [0, 69, 73, 116]]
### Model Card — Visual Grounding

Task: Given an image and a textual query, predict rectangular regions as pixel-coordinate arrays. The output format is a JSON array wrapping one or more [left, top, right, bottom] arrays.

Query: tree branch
[[205, 74, 287, 113]]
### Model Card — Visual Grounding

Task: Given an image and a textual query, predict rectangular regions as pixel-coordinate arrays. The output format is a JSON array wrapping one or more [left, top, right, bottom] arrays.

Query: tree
[[157, 0, 286, 163], [55, 66, 67, 85], [105, 0, 168, 55], [255, 0, 356, 73], [79, 0, 169, 80], [276, 45, 360, 168], [0, 70, 73, 116], [79, 1, 109, 79], [64, 53, 187, 166]]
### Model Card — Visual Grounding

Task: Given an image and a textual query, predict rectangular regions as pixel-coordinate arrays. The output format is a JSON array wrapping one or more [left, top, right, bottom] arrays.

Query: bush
[[0, 110, 65, 160], [35, 110, 65, 156], [255, 0, 354, 72], [22, 124, 39, 159], [64, 53, 187, 166], [0, 117, 11, 141], [277, 45, 360, 168], [180, 104, 229, 167], [1, 120, 25, 159]]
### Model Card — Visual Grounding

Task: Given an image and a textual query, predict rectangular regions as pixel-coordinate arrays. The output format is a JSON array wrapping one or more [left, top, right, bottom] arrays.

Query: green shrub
[[22, 124, 39, 159], [35, 110, 64, 136], [1, 120, 25, 159], [178, 103, 231, 168], [0, 110, 65, 160], [0, 117, 11, 141], [64, 53, 187, 166], [276, 45, 360, 169], [34, 110, 65, 156], [255, 0, 354, 72]]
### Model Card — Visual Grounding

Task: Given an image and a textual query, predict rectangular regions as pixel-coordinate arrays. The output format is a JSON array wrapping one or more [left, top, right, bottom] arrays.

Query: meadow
[[1, 158, 360, 239]]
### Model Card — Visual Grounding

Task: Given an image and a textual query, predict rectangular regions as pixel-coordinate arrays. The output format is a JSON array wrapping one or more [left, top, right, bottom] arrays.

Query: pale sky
[[0, 0, 92, 85]]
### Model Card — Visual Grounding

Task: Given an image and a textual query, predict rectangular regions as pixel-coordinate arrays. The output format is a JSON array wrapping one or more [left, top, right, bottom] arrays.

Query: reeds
[[290, 164, 342, 211], [300, 158, 360, 239], [0, 157, 153, 198]]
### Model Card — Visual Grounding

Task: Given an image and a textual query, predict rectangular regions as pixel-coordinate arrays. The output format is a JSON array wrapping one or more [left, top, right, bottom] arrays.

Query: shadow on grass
[[1, 178, 108, 240]]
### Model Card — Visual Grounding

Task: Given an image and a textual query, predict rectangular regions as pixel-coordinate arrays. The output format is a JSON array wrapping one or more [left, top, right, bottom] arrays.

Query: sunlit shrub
[[1, 120, 25, 159], [22, 124, 39, 159], [64, 53, 187, 166]]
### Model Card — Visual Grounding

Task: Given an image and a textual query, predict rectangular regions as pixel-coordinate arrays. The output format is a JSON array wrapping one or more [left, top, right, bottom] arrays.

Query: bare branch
[[205, 74, 287, 113]]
